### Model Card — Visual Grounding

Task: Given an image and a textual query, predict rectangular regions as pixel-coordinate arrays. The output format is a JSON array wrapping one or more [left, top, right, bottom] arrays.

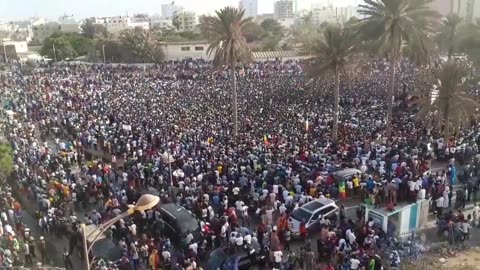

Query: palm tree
[[202, 7, 253, 139], [357, 0, 439, 138], [436, 14, 464, 61], [0, 143, 13, 180], [413, 62, 480, 142], [306, 24, 358, 142], [120, 28, 164, 63]]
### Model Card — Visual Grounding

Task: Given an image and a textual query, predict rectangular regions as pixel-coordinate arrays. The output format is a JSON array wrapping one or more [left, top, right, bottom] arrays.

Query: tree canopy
[[0, 143, 13, 179], [202, 7, 253, 66]]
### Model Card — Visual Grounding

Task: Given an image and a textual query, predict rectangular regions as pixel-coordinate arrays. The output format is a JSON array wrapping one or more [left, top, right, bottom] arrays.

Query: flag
[[263, 135, 269, 146], [339, 180, 346, 200]]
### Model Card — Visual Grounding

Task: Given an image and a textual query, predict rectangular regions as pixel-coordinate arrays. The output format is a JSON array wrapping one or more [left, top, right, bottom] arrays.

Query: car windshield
[[292, 208, 313, 222], [179, 218, 200, 235]]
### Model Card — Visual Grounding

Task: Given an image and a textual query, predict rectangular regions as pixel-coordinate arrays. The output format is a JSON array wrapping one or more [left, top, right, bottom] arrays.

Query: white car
[[288, 198, 338, 235]]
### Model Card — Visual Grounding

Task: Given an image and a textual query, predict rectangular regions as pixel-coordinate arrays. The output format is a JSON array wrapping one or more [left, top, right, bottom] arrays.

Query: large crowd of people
[[0, 58, 479, 270]]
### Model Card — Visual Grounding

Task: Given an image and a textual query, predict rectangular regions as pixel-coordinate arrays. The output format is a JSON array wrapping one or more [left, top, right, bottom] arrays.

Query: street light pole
[[52, 42, 57, 62], [2, 43, 7, 63], [102, 45, 106, 64], [81, 194, 159, 270]]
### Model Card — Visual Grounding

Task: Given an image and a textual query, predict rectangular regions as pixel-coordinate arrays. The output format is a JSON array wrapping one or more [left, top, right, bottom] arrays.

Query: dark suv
[[207, 245, 267, 270], [156, 203, 202, 244]]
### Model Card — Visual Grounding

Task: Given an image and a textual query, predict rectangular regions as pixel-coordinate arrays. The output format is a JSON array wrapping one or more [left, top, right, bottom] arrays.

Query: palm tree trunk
[[443, 120, 450, 144], [230, 60, 238, 140], [332, 66, 340, 142], [386, 49, 396, 139]]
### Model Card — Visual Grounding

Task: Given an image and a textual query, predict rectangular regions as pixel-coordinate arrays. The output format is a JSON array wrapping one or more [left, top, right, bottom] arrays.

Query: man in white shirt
[[436, 196, 445, 216], [235, 200, 244, 212], [350, 256, 361, 270], [273, 250, 283, 270], [461, 221, 471, 240]]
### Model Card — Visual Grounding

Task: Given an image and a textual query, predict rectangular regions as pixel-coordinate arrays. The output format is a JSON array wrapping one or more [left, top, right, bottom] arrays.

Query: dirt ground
[[443, 248, 480, 269], [398, 246, 480, 270]]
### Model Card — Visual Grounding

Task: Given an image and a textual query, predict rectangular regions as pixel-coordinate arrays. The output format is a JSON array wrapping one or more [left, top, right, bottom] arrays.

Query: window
[[181, 47, 190, 51], [319, 206, 337, 216], [194, 46, 204, 51]]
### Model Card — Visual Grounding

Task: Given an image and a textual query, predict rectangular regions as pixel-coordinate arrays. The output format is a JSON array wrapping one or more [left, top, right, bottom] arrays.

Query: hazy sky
[[0, 0, 360, 20]]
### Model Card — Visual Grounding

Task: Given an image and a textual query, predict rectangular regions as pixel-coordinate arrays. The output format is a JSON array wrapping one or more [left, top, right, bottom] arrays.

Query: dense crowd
[[0, 59, 479, 270]]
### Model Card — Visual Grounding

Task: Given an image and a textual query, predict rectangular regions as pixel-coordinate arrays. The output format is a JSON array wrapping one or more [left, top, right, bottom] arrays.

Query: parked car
[[207, 245, 267, 270], [332, 168, 362, 182], [156, 203, 202, 245], [288, 198, 338, 235]]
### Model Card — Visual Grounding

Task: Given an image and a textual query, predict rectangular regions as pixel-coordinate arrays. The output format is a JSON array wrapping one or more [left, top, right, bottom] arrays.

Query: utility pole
[[102, 44, 106, 64], [2, 43, 7, 63], [52, 42, 57, 62]]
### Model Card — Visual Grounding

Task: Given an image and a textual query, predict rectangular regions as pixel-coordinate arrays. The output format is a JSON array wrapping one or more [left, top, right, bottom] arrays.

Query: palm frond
[[305, 23, 358, 78], [203, 7, 253, 67], [356, 0, 439, 63], [414, 62, 480, 129]]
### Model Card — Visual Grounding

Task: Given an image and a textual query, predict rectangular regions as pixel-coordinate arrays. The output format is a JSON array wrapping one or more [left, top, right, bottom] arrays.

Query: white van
[[288, 198, 338, 235]]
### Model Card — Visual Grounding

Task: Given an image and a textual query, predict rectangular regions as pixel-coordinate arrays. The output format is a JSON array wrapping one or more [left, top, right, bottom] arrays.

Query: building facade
[[311, 6, 359, 25], [58, 15, 80, 33], [162, 4, 183, 18], [161, 41, 211, 61], [150, 15, 174, 31], [239, 0, 259, 18], [430, 0, 479, 22], [172, 10, 197, 32], [274, 0, 294, 20], [32, 22, 61, 43]]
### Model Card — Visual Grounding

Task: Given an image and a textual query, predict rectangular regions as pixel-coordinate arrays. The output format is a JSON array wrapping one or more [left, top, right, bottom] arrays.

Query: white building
[[274, 0, 294, 20], [104, 16, 131, 34], [162, 4, 183, 18], [58, 15, 80, 33], [130, 14, 150, 30], [150, 15, 174, 31], [172, 10, 197, 32], [311, 6, 359, 25], [239, 0, 258, 18], [278, 18, 295, 28], [430, 0, 480, 22], [32, 22, 60, 43], [161, 41, 211, 61], [95, 15, 149, 35]]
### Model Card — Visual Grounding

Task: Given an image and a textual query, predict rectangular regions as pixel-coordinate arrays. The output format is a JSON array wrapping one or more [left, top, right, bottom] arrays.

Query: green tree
[[203, 7, 253, 139], [306, 23, 358, 141], [293, 11, 318, 54], [414, 62, 480, 142], [242, 22, 266, 43], [120, 27, 164, 63], [260, 19, 284, 35], [435, 14, 464, 61], [456, 20, 480, 63], [357, 0, 439, 138], [81, 19, 108, 39], [40, 36, 77, 61], [0, 143, 13, 179], [172, 15, 181, 31]]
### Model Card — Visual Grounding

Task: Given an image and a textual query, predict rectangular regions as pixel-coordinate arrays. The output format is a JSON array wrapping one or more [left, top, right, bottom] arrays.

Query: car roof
[[332, 168, 361, 178], [160, 203, 196, 222], [301, 198, 336, 213]]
